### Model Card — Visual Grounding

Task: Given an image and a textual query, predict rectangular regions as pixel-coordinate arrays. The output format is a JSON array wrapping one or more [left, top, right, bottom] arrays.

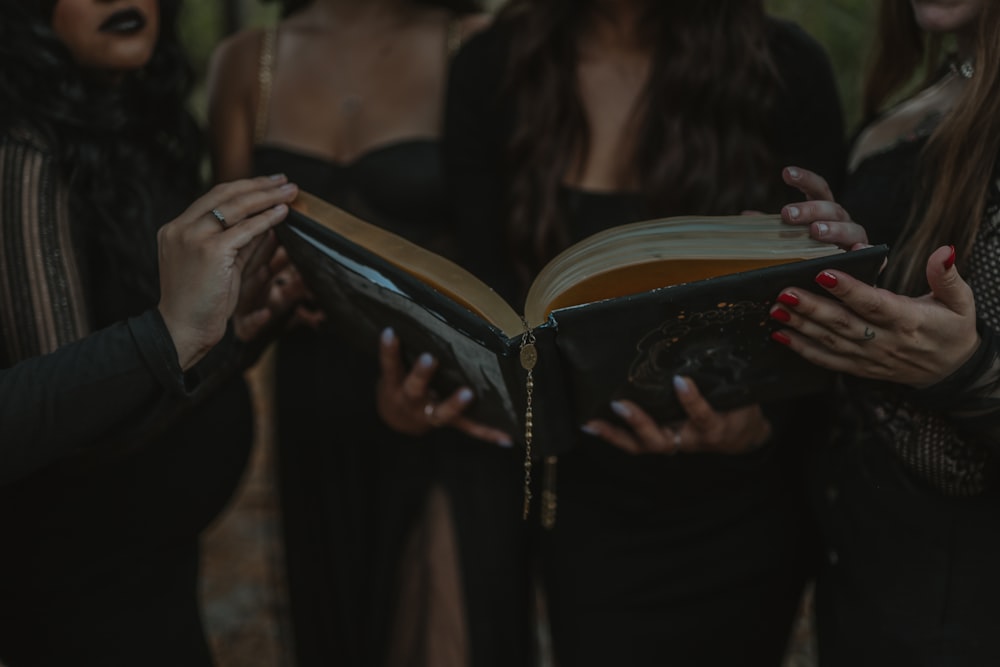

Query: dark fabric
[[444, 15, 846, 667], [0, 130, 253, 666], [811, 429, 1000, 666], [256, 142, 534, 667], [811, 117, 1000, 663]]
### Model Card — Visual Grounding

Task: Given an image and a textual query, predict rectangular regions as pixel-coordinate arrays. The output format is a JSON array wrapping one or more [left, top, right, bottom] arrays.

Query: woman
[[380, 0, 847, 664], [0, 0, 299, 664], [205, 3, 522, 666], [771, 0, 1000, 663]]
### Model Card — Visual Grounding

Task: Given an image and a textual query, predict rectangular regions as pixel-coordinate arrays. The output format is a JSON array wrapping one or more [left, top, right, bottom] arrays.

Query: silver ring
[[210, 208, 227, 228]]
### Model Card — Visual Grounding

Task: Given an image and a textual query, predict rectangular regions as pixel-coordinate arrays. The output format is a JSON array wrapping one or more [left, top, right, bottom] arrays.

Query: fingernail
[[611, 401, 631, 419], [581, 423, 600, 436], [777, 292, 800, 307], [457, 388, 473, 403], [381, 327, 395, 344], [943, 245, 956, 270], [815, 222, 829, 237], [787, 167, 800, 179], [787, 206, 800, 219], [770, 308, 791, 323], [272, 203, 288, 214], [496, 436, 514, 448], [417, 353, 434, 368], [816, 271, 838, 289], [279, 183, 297, 193], [672, 375, 689, 394], [269, 173, 286, 180], [771, 331, 791, 346]]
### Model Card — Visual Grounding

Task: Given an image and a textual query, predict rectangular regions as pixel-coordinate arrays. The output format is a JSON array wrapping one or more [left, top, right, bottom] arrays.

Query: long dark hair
[[867, 0, 1000, 294], [0, 0, 202, 302], [497, 0, 783, 284], [271, 0, 483, 19]]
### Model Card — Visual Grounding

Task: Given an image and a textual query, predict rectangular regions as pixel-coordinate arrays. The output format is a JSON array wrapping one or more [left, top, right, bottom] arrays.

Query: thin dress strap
[[446, 16, 463, 59], [254, 26, 277, 145]]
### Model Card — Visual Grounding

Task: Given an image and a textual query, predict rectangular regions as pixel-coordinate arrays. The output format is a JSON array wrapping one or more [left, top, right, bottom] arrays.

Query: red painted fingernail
[[943, 245, 956, 270], [777, 292, 800, 307], [770, 308, 791, 323], [771, 331, 791, 346], [816, 271, 838, 289]]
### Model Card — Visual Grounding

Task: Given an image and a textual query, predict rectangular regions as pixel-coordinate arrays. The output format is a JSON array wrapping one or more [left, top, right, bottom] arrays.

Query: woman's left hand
[[583, 376, 772, 456], [770, 245, 980, 387]]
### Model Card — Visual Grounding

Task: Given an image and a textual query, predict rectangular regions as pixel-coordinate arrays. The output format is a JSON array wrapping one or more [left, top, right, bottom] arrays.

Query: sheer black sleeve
[[0, 134, 243, 485]]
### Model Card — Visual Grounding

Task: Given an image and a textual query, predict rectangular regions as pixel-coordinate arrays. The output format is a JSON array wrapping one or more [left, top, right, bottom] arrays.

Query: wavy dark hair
[[864, 0, 1000, 295], [268, 0, 483, 19], [496, 0, 783, 286], [0, 0, 202, 304]]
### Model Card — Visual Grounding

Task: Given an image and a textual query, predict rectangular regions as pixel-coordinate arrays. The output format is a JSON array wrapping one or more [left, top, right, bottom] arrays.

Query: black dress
[[810, 120, 1000, 665], [0, 130, 254, 666], [256, 142, 534, 667], [444, 17, 846, 667]]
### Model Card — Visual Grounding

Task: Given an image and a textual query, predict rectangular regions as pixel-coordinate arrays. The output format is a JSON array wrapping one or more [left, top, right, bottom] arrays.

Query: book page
[[523, 215, 841, 325], [292, 192, 526, 336]]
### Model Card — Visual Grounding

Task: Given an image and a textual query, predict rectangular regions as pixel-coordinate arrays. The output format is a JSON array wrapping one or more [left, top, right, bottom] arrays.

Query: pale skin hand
[[375, 328, 514, 447], [769, 245, 980, 388], [779, 165, 870, 251], [583, 376, 772, 456], [157, 175, 299, 370]]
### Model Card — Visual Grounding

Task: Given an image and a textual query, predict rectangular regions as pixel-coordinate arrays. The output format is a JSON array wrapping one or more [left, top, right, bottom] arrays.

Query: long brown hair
[[497, 0, 783, 286], [872, 0, 1000, 294]]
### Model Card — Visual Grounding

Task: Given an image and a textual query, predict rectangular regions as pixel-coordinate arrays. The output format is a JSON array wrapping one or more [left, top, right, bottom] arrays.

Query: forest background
[[180, 0, 879, 134]]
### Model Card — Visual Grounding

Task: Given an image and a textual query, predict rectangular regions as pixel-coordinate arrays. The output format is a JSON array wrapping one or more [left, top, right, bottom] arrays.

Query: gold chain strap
[[518, 319, 537, 520]]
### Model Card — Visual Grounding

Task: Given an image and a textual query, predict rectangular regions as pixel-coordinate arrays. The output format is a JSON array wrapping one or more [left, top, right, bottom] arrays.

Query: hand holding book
[[376, 326, 515, 448]]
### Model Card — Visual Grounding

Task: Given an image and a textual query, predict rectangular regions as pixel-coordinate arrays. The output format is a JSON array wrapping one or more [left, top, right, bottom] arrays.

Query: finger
[[213, 183, 298, 233], [428, 387, 474, 426], [809, 268, 906, 330], [198, 174, 290, 214], [671, 376, 718, 434], [378, 328, 406, 388], [925, 244, 975, 317], [452, 416, 515, 447], [400, 352, 437, 402], [771, 288, 879, 351], [610, 400, 676, 455], [239, 228, 278, 284], [781, 199, 850, 226], [222, 203, 291, 260], [782, 165, 833, 200], [581, 419, 644, 455], [770, 327, 888, 379]]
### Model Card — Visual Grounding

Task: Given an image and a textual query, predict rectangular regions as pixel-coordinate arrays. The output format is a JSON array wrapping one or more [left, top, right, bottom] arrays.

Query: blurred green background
[[180, 0, 877, 133]]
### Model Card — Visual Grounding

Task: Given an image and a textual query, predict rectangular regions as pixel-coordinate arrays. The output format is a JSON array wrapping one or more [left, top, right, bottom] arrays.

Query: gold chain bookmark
[[518, 319, 537, 520]]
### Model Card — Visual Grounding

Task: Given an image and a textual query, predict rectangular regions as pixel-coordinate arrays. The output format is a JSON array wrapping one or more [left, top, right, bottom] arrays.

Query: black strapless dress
[[255, 141, 533, 667]]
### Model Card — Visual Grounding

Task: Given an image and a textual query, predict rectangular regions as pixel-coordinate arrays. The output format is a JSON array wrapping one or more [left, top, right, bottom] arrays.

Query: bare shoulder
[[455, 12, 493, 41], [207, 26, 269, 89]]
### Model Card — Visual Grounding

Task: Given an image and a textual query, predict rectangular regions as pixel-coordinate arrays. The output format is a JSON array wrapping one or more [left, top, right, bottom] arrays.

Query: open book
[[276, 191, 888, 456]]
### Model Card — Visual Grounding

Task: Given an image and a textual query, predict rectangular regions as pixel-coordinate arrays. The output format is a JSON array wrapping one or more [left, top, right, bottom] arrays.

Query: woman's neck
[[582, 0, 647, 52], [299, 0, 413, 28]]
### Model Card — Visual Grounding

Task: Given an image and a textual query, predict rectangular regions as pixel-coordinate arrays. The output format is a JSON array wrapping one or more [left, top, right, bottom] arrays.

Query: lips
[[98, 8, 147, 34]]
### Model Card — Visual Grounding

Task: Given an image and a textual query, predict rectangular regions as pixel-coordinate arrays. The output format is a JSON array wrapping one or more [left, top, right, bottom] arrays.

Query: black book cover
[[277, 197, 888, 457]]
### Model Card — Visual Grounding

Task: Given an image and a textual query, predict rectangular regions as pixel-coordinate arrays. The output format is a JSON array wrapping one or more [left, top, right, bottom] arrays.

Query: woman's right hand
[[375, 328, 514, 447], [157, 174, 299, 370], [780, 166, 869, 250]]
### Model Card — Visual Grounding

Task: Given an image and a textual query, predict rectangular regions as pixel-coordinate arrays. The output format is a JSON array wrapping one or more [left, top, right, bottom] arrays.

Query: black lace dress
[[811, 124, 1000, 665]]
